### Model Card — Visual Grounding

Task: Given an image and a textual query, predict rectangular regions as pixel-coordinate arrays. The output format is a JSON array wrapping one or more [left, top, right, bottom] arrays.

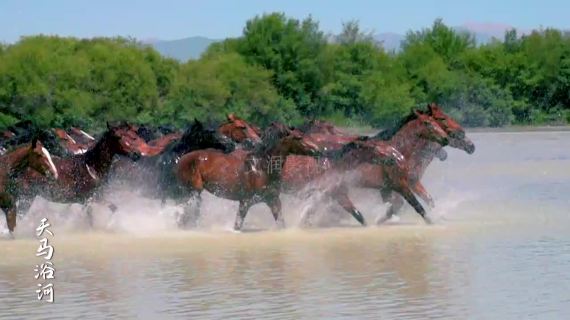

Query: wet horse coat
[[175, 123, 321, 230]]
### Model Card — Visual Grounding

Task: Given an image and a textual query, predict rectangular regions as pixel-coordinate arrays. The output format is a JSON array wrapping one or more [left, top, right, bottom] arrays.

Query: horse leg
[[376, 193, 404, 225], [333, 188, 367, 226], [82, 197, 95, 228], [178, 192, 202, 229], [299, 202, 318, 227], [0, 193, 16, 238], [234, 200, 251, 231], [413, 181, 435, 209], [267, 196, 286, 229], [397, 187, 432, 225]]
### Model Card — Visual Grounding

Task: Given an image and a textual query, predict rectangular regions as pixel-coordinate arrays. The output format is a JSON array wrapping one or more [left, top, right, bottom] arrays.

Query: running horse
[[175, 123, 321, 231], [283, 111, 449, 226], [375, 103, 475, 223], [0, 139, 58, 237], [112, 119, 236, 202], [12, 123, 146, 227]]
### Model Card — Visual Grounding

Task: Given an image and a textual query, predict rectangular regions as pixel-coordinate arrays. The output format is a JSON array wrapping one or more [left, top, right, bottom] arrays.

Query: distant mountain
[[374, 33, 405, 51], [375, 29, 514, 52], [146, 36, 219, 61], [147, 24, 522, 60]]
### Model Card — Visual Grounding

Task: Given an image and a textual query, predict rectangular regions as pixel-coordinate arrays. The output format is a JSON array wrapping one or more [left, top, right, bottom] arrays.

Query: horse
[[11, 123, 147, 228], [374, 103, 475, 223], [283, 111, 449, 226], [282, 137, 411, 226], [175, 123, 321, 231], [110, 119, 235, 200], [0, 138, 59, 236], [218, 113, 262, 145]]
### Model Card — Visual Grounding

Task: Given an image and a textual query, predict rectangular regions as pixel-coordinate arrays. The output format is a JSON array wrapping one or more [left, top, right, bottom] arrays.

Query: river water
[[1, 131, 569, 319]]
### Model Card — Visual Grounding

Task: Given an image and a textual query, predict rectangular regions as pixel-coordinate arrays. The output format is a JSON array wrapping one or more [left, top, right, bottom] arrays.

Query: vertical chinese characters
[[35, 218, 55, 303]]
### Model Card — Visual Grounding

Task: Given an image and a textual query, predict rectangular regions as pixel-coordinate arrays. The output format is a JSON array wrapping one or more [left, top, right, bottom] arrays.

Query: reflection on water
[[1, 131, 570, 319]]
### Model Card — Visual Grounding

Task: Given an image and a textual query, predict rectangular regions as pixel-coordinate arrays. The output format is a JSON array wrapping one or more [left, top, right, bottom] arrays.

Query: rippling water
[[1, 131, 570, 319]]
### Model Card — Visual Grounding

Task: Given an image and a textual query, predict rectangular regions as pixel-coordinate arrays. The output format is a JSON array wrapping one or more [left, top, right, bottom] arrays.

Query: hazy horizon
[[1, 0, 568, 43]]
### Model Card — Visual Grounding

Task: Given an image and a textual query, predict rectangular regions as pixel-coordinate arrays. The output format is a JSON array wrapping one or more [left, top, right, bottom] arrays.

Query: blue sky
[[0, 0, 568, 43]]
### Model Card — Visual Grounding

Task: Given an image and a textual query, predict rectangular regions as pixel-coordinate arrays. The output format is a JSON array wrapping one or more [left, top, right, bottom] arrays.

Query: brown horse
[[12, 123, 146, 227], [0, 139, 58, 236], [282, 138, 411, 225], [375, 103, 475, 223], [285, 111, 450, 226], [218, 113, 262, 145], [175, 123, 321, 231]]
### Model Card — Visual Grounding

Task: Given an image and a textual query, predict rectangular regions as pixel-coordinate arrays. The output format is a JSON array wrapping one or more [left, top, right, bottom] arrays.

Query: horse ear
[[414, 109, 424, 117], [107, 122, 111, 130], [31, 137, 38, 149], [227, 113, 236, 122]]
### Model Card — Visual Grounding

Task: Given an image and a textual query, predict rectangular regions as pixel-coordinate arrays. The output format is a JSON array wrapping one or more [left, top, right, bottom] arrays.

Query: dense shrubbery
[[1, 14, 569, 131]]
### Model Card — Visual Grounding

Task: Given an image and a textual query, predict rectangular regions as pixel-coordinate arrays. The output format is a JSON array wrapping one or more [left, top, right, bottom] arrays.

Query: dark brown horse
[[218, 113, 262, 145], [109, 119, 236, 201], [285, 111, 450, 226], [12, 123, 146, 227], [0, 139, 58, 236], [375, 103, 475, 223], [175, 123, 321, 231]]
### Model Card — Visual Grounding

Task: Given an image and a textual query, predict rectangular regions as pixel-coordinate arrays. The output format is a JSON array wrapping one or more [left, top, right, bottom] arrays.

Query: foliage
[[1, 15, 569, 131]]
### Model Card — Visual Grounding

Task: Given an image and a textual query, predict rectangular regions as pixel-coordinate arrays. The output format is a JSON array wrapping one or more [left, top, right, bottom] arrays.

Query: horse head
[[104, 122, 147, 160], [26, 138, 59, 180], [219, 113, 262, 146], [427, 103, 475, 154], [414, 110, 449, 147], [178, 119, 236, 154]]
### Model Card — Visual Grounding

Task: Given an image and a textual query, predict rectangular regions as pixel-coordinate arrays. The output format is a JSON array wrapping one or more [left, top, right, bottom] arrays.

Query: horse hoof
[[423, 216, 433, 225], [375, 216, 390, 225]]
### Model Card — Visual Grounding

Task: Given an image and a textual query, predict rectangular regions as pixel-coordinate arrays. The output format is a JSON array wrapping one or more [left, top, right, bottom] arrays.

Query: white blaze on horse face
[[65, 133, 77, 145], [41, 147, 59, 179], [79, 129, 95, 141]]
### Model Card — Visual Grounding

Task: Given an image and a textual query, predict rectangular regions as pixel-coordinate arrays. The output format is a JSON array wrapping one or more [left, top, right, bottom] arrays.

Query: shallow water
[[1, 131, 570, 319]]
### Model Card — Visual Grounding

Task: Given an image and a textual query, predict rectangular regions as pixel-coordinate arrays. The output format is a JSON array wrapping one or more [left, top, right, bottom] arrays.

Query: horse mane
[[374, 108, 424, 141], [165, 119, 232, 156], [254, 122, 290, 156], [36, 130, 68, 157], [323, 136, 370, 160]]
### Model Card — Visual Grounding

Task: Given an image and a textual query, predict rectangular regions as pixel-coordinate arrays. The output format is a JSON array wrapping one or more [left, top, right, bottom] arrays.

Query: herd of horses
[[0, 103, 475, 238]]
